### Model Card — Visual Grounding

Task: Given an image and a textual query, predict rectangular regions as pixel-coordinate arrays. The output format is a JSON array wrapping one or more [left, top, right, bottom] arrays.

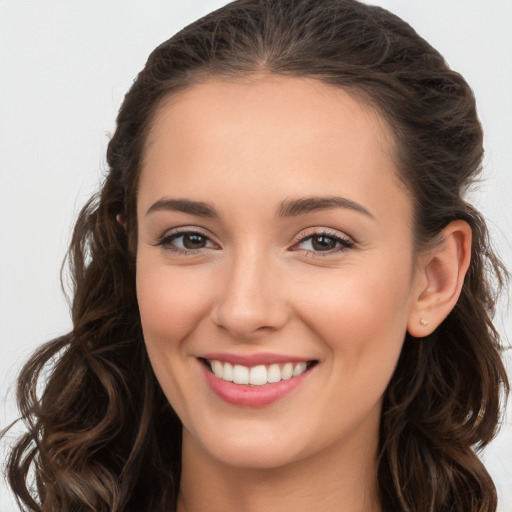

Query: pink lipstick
[[198, 354, 317, 407]]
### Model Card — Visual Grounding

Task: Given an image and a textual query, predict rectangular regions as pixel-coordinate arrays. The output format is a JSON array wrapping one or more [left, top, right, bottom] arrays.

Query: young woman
[[4, 1, 509, 511]]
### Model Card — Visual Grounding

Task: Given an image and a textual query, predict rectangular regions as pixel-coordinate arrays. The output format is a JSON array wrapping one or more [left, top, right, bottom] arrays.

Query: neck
[[177, 429, 381, 512]]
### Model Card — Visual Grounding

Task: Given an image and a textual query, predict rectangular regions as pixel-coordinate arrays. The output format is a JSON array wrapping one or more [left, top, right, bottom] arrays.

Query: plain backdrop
[[1, 1, 511, 510]]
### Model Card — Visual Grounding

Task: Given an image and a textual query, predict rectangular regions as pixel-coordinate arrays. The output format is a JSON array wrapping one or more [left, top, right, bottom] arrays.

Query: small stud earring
[[419, 317, 429, 327]]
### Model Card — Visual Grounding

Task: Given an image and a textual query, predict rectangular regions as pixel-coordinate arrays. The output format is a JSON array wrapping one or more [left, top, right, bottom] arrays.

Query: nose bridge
[[212, 242, 287, 338]]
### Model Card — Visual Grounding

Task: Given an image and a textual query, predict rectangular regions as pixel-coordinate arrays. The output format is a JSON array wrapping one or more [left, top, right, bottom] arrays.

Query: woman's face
[[136, 76, 425, 470]]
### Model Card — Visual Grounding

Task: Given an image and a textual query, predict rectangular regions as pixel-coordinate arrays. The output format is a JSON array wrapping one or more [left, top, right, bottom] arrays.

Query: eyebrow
[[277, 196, 374, 219], [145, 195, 373, 219], [146, 198, 219, 217]]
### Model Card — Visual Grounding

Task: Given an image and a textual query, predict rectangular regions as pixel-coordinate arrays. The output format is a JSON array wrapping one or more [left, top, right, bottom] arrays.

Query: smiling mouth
[[199, 358, 318, 386]]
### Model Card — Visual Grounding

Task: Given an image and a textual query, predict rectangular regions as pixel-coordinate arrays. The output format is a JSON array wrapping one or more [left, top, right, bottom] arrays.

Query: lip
[[200, 351, 313, 366], [199, 357, 316, 407]]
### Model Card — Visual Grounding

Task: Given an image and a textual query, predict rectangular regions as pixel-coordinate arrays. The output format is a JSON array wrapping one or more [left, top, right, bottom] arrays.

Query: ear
[[407, 220, 472, 338]]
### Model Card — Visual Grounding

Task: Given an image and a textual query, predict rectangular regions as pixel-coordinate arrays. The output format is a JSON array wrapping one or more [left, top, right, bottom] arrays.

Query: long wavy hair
[[3, 1, 509, 511]]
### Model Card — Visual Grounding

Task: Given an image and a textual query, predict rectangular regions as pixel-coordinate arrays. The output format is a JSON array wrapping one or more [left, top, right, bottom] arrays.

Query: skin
[[135, 76, 471, 512]]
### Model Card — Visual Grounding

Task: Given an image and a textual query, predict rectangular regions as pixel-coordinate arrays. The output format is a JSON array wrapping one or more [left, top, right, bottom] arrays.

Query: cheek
[[136, 259, 214, 349], [297, 263, 413, 389], [301, 260, 411, 333], [135, 259, 216, 417]]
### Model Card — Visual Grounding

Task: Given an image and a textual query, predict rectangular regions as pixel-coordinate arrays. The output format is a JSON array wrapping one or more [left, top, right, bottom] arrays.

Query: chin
[[186, 421, 312, 470]]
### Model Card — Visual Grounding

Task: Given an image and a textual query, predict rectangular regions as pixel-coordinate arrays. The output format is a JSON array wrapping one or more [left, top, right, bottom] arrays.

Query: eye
[[154, 229, 218, 253], [292, 230, 354, 255], [176, 233, 210, 250]]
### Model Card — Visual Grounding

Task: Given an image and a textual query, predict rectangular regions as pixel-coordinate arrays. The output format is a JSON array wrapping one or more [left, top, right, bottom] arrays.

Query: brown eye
[[293, 231, 354, 255], [183, 233, 207, 249], [311, 235, 338, 251], [155, 230, 217, 253]]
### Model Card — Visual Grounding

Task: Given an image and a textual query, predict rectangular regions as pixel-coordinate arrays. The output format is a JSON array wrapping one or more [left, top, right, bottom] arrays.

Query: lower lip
[[200, 362, 314, 407]]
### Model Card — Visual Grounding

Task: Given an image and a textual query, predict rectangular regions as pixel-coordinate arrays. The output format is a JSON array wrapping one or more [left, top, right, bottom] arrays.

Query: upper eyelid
[[152, 226, 218, 248], [159, 226, 214, 239], [294, 227, 354, 243]]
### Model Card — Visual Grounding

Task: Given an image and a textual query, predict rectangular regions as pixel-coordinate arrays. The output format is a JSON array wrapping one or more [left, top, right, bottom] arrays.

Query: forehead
[[138, 75, 410, 224], [144, 75, 396, 164]]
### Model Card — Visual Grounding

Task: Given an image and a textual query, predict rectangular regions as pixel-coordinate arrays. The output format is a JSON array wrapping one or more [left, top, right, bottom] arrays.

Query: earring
[[419, 317, 429, 327]]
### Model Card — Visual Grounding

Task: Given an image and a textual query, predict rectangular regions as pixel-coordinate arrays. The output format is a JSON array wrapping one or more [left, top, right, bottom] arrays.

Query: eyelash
[[291, 229, 355, 257], [153, 228, 355, 256], [153, 228, 217, 255]]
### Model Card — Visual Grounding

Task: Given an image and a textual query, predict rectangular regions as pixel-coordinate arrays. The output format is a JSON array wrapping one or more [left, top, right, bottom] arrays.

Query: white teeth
[[293, 362, 307, 376], [223, 362, 234, 382], [249, 365, 267, 385], [281, 362, 293, 380], [233, 364, 249, 384], [212, 360, 223, 378], [267, 363, 281, 383], [208, 359, 310, 386]]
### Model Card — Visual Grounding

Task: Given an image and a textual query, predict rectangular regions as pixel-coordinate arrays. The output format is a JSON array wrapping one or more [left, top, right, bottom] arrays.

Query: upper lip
[[200, 352, 317, 367]]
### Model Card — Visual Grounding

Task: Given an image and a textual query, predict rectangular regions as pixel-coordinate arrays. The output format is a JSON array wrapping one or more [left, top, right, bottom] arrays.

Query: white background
[[1, 1, 511, 511]]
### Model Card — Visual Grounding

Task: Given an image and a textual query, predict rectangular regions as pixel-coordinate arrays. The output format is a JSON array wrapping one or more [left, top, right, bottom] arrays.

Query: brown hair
[[3, 1, 509, 511]]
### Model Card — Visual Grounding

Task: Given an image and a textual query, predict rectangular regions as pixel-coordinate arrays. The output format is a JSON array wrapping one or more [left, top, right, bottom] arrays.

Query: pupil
[[312, 235, 336, 251], [183, 234, 206, 249]]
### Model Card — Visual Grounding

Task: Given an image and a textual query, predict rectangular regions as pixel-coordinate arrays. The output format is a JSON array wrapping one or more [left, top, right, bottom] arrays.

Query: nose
[[211, 249, 289, 340]]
